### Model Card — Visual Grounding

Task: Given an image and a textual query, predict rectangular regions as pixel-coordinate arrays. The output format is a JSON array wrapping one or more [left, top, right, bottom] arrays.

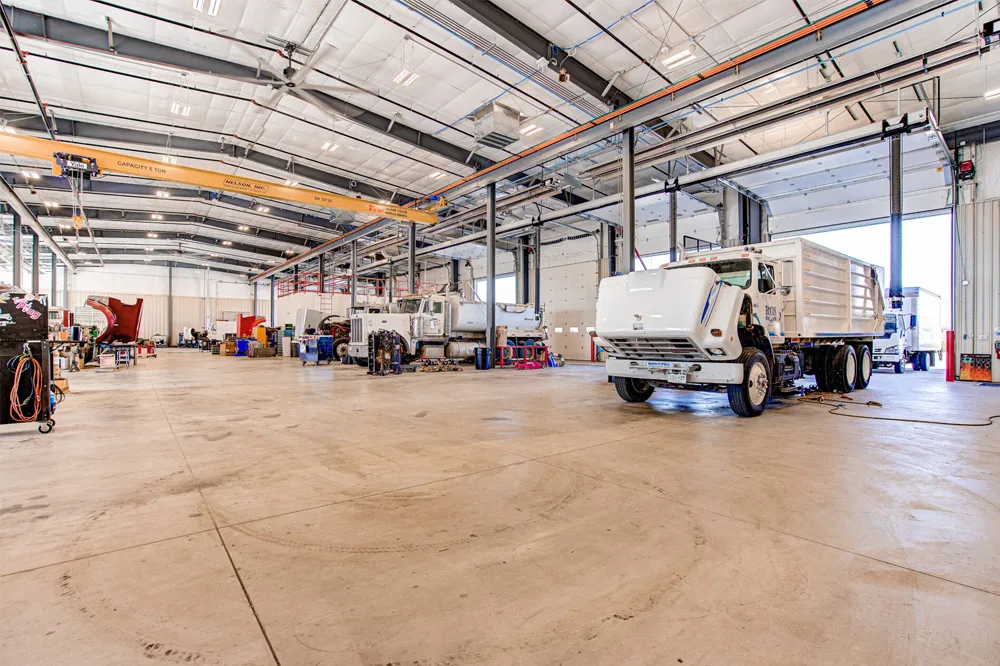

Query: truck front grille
[[602, 336, 705, 361], [350, 317, 364, 344]]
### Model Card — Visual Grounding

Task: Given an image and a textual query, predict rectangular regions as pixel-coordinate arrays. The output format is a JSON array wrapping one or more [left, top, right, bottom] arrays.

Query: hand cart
[[1, 291, 55, 434]]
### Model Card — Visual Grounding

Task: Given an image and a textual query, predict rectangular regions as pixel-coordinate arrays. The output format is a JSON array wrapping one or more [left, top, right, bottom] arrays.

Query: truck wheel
[[829, 345, 857, 393], [911, 356, 920, 371], [854, 345, 872, 389], [727, 348, 770, 417], [333, 338, 350, 360], [919, 352, 929, 371], [893, 361, 903, 374], [813, 348, 831, 392], [613, 377, 654, 403]]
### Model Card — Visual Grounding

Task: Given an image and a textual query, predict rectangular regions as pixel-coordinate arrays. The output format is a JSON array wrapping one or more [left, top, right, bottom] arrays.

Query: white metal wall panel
[[953, 198, 1000, 381]]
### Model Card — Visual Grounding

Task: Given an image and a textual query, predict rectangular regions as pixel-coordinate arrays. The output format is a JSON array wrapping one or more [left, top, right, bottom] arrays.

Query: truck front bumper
[[348, 343, 367, 359], [606, 357, 743, 385], [873, 354, 899, 366]]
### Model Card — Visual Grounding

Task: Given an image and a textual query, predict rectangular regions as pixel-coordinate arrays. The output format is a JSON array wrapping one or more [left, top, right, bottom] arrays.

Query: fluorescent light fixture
[[284, 179, 299, 186], [58, 224, 69, 230], [21, 170, 40, 179], [147, 232, 159, 238], [145, 248, 153, 252], [378, 199, 390, 204], [520, 124, 543, 136], [429, 171, 446, 179], [285, 249, 295, 254], [985, 87, 1000, 100], [156, 190, 169, 198], [2, 126, 16, 134], [43, 201, 59, 208], [393, 69, 418, 86], [193, 0, 221, 16], [161, 155, 177, 164], [661, 48, 692, 68], [256, 205, 269, 213], [238, 224, 250, 231], [667, 53, 696, 69], [170, 102, 192, 116], [321, 142, 339, 152], [151, 214, 163, 220], [222, 240, 232, 246]]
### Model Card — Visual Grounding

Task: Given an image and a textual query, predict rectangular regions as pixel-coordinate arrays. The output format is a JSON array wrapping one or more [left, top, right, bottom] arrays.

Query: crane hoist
[[0, 134, 439, 225]]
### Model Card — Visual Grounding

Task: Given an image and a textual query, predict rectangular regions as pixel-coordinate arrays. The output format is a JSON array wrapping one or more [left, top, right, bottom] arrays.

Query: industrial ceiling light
[[161, 155, 177, 164], [393, 69, 419, 87], [151, 214, 163, 220], [21, 170, 40, 179], [662, 45, 696, 69], [170, 102, 192, 116], [2, 125, 16, 134], [429, 171, 446, 179], [147, 232, 159, 238], [238, 224, 250, 231], [284, 179, 299, 186], [222, 240, 233, 246], [43, 201, 59, 208], [519, 124, 543, 136], [156, 190, 170, 198], [985, 87, 1000, 100], [256, 205, 269, 213], [193, 0, 221, 16], [321, 141, 339, 152]]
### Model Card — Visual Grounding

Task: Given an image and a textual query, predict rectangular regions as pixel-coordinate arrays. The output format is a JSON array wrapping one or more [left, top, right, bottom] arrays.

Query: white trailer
[[873, 287, 943, 373], [349, 292, 544, 363], [596, 238, 885, 417]]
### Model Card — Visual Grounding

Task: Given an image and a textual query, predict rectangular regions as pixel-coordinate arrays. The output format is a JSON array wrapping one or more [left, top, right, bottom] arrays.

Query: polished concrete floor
[[1, 349, 998, 665]]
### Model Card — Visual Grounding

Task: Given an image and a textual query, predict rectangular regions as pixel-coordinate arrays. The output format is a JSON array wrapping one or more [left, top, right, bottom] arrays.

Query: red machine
[[86, 296, 143, 344], [237, 314, 266, 338]]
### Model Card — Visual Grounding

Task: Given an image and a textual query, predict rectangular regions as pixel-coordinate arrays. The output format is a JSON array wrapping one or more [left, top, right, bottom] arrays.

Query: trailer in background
[[873, 287, 943, 372]]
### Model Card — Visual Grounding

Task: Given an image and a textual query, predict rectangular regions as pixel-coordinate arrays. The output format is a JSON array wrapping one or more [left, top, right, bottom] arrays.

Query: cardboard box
[[53, 377, 70, 393]]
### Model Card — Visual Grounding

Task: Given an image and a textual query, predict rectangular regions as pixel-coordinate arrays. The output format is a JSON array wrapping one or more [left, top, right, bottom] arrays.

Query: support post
[[318, 253, 326, 294], [451, 259, 460, 291], [293, 264, 299, 293], [50, 252, 57, 306], [606, 224, 617, 276], [387, 263, 394, 303], [889, 134, 903, 309], [167, 263, 174, 346], [519, 242, 530, 303], [621, 126, 636, 274], [12, 213, 21, 287], [486, 182, 497, 369], [269, 277, 275, 327], [407, 223, 416, 294], [30, 230, 39, 294], [668, 189, 678, 262], [252, 281, 258, 317], [533, 227, 541, 309], [350, 240, 358, 307], [61, 264, 68, 311]]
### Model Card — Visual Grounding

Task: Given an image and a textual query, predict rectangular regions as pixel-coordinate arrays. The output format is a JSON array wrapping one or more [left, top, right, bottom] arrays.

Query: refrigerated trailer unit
[[596, 238, 885, 417]]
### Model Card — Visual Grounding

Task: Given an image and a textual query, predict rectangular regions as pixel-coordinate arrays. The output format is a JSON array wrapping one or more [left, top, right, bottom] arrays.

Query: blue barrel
[[474, 347, 491, 370]]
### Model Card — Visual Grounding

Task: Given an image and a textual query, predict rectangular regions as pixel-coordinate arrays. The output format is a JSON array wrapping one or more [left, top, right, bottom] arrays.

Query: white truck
[[348, 291, 544, 364], [595, 238, 886, 417], [873, 287, 943, 373]]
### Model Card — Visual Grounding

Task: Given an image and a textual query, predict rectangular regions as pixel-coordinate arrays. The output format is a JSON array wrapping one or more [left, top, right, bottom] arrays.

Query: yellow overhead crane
[[0, 134, 439, 225]]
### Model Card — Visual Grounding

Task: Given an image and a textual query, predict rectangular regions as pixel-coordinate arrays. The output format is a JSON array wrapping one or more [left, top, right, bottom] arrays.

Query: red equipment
[[86, 296, 143, 344], [237, 315, 266, 338]]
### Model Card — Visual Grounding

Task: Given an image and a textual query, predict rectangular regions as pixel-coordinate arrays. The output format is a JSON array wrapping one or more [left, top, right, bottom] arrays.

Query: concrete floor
[[1, 350, 998, 665]]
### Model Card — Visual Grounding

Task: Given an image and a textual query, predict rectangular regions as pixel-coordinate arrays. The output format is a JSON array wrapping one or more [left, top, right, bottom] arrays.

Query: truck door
[[424, 298, 446, 338], [754, 261, 784, 340]]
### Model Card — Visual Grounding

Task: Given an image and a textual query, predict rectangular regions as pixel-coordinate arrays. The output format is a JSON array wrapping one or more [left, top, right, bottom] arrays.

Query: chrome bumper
[[606, 357, 743, 385]]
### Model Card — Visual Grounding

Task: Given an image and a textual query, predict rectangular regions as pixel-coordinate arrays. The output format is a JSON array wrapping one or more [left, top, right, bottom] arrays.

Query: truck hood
[[595, 266, 743, 361]]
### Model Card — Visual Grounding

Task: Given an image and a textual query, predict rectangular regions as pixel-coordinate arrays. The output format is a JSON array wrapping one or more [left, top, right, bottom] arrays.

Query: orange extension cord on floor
[[8, 354, 42, 423]]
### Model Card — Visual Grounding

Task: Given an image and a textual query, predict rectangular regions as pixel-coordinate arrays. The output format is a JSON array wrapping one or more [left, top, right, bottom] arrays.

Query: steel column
[[606, 224, 617, 276], [11, 212, 21, 287], [451, 259, 460, 291], [31, 231, 39, 294], [293, 264, 299, 293], [388, 263, 394, 303], [519, 243, 530, 303], [167, 263, 174, 346], [252, 281, 258, 317], [407, 223, 416, 294], [61, 264, 68, 310], [269, 277, 275, 327], [486, 183, 497, 369], [50, 252, 57, 305], [669, 190, 678, 262], [350, 240, 358, 307], [318, 253, 326, 294], [889, 134, 903, 308], [533, 227, 541, 308], [621, 127, 636, 274]]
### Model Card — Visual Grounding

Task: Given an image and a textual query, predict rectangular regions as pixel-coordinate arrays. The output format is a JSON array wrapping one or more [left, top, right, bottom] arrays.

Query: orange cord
[[9, 355, 42, 422]]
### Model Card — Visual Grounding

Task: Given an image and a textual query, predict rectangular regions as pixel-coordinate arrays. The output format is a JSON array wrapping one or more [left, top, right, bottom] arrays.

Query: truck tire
[[727, 348, 770, 417], [911, 355, 921, 372], [813, 347, 831, 392], [919, 352, 929, 371], [333, 338, 350, 360], [829, 344, 857, 393], [854, 345, 873, 389], [613, 377, 654, 403], [893, 360, 904, 374]]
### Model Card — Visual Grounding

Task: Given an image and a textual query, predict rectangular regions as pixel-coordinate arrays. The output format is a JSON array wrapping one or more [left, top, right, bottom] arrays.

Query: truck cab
[[394, 295, 448, 340], [873, 312, 908, 373]]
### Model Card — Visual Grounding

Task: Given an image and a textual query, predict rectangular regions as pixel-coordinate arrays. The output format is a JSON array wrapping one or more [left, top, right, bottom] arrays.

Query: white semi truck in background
[[595, 238, 885, 417], [873, 286, 943, 373], [349, 292, 544, 364]]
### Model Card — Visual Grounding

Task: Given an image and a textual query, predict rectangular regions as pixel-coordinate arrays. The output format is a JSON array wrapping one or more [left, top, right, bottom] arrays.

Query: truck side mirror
[[910, 314, 918, 328]]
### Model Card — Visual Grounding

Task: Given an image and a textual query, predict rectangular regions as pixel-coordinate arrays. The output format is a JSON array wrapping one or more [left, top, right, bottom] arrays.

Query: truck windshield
[[882, 319, 897, 338], [398, 299, 423, 314], [698, 259, 752, 288]]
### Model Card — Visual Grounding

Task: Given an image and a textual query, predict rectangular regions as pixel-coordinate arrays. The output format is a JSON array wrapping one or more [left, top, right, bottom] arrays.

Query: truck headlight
[[707, 348, 727, 356], [884, 345, 897, 353]]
